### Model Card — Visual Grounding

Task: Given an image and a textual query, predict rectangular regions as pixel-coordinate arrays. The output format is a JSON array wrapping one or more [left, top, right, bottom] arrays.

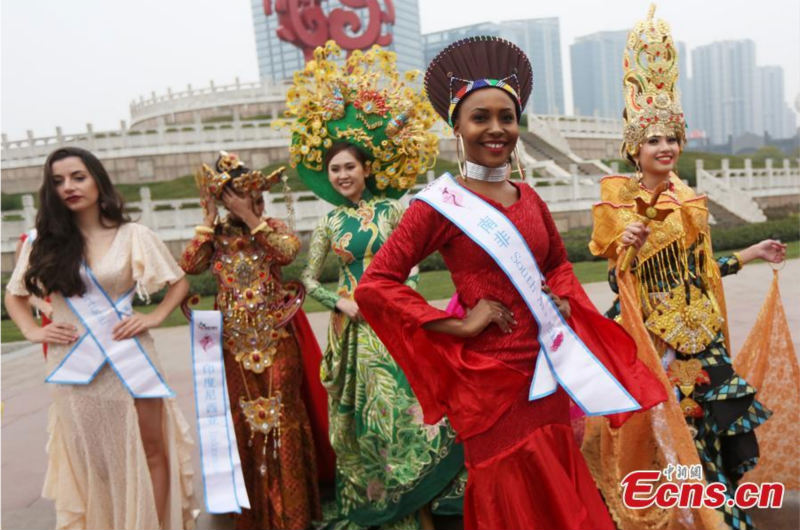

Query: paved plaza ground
[[2, 260, 798, 529]]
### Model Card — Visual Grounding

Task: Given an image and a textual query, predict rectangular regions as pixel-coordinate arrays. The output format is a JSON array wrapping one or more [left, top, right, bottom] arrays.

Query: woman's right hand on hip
[[460, 299, 516, 337]]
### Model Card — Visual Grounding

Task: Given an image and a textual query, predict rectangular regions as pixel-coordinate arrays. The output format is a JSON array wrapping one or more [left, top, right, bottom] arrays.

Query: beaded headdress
[[622, 4, 686, 158], [424, 36, 532, 126], [283, 40, 439, 206], [195, 151, 283, 199]]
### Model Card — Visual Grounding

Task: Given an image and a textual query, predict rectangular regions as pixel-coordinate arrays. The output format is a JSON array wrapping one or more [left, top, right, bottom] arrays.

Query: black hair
[[323, 142, 370, 171]]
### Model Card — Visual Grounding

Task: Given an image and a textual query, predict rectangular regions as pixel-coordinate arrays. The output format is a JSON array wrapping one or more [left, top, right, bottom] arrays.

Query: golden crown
[[622, 4, 685, 157], [195, 151, 283, 199], [283, 40, 439, 196]]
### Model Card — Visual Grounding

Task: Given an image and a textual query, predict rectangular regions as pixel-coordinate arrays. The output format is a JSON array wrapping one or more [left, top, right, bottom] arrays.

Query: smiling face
[[50, 156, 101, 213], [635, 134, 681, 179], [327, 148, 369, 203], [453, 87, 519, 169]]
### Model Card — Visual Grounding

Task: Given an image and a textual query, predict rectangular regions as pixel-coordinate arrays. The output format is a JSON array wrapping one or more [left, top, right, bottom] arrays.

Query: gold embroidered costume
[[181, 153, 321, 529], [581, 6, 770, 530]]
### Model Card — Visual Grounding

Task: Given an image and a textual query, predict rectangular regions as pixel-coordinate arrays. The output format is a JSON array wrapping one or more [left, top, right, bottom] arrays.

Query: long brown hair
[[24, 147, 129, 297]]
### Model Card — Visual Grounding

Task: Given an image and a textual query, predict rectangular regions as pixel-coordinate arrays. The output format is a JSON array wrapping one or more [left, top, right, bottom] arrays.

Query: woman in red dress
[[354, 37, 667, 529]]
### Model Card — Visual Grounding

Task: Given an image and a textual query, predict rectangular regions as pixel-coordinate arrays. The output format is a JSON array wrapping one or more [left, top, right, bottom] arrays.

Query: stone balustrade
[[4, 148, 798, 260], [128, 78, 289, 126], [536, 114, 624, 139], [700, 158, 800, 196], [1, 119, 289, 168], [2, 171, 602, 253], [696, 158, 800, 223], [5, 157, 797, 251]]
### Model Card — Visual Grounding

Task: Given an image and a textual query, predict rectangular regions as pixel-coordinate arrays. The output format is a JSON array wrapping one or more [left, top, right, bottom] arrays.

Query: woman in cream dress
[[5, 147, 197, 530]]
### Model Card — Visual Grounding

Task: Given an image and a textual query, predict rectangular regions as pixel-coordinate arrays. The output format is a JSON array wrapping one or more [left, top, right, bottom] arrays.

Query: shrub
[[710, 216, 799, 251], [282, 252, 340, 284], [1, 193, 23, 210]]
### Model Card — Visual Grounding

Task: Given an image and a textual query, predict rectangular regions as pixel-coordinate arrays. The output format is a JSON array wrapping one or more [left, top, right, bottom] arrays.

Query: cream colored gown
[[8, 222, 197, 530]]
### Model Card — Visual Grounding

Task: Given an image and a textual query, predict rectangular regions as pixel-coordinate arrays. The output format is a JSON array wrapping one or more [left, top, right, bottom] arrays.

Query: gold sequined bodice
[[211, 232, 302, 372]]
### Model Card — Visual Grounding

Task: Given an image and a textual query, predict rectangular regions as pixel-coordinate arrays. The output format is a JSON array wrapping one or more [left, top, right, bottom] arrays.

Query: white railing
[[129, 79, 289, 125], [536, 114, 623, 139], [694, 158, 800, 223], [1, 172, 606, 251], [700, 158, 800, 197], [7, 156, 796, 252], [1, 119, 291, 168], [528, 175, 603, 211], [1, 191, 334, 253]]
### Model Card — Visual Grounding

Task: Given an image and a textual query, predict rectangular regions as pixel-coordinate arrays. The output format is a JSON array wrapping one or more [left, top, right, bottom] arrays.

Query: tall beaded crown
[[622, 4, 686, 157], [195, 151, 283, 199], [283, 40, 439, 205]]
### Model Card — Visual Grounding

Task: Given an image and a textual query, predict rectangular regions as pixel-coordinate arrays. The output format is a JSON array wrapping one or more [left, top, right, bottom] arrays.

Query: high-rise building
[[570, 30, 690, 121], [250, 0, 424, 82], [691, 40, 758, 144], [570, 30, 627, 119], [675, 42, 692, 124], [423, 18, 565, 115], [759, 66, 796, 138]]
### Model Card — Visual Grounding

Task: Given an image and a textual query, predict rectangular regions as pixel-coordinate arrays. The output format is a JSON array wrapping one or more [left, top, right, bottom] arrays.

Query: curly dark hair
[[24, 147, 129, 297]]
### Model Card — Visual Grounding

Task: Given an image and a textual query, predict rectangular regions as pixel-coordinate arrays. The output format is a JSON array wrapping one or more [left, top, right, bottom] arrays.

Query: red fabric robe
[[355, 181, 666, 529], [291, 309, 337, 485]]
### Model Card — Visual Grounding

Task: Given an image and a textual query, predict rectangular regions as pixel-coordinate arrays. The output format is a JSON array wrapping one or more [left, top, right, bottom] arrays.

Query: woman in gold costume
[[582, 6, 785, 530]]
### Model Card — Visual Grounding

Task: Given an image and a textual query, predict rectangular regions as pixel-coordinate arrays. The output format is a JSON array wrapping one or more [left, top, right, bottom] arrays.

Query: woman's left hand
[[543, 284, 571, 319], [739, 239, 787, 265], [112, 312, 162, 341]]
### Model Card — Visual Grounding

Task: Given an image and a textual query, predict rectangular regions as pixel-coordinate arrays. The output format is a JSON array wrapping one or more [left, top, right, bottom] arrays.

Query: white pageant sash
[[47, 264, 174, 398], [191, 310, 250, 514], [415, 173, 641, 416]]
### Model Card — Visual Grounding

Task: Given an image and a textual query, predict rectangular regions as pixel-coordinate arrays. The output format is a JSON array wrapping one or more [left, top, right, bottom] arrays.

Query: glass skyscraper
[[251, 0, 424, 81]]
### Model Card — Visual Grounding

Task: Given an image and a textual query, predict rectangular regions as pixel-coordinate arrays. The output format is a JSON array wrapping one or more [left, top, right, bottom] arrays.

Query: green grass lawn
[[3, 240, 797, 344]]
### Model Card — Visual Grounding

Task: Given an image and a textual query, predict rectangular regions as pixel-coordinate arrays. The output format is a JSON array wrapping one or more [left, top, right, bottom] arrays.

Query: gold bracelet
[[733, 251, 744, 268], [195, 225, 214, 235], [250, 221, 269, 235]]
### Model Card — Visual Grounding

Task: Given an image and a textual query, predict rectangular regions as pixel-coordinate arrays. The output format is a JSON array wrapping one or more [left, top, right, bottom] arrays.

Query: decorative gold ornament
[[240, 394, 283, 435], [195, 150, 284, 199], [645, 283, 724, 354], [667, 358, 710, 418], [622, 4, 686, 157], [235, 346, 277, 374]]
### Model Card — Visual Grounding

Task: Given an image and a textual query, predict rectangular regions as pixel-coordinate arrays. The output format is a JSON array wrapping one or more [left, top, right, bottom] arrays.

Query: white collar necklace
[[463, 160, 509, 182]]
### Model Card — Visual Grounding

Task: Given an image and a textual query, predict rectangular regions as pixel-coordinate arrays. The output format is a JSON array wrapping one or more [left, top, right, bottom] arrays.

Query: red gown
[[354, 181, 666, 530]]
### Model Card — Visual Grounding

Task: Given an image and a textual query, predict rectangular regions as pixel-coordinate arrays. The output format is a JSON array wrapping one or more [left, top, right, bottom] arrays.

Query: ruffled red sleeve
[[355, 201, 528, 439], [534, 193, 668, 427]]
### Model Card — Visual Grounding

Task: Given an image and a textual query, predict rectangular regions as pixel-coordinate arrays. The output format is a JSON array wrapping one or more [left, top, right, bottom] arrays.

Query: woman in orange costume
[[582, 7, 785, 530]]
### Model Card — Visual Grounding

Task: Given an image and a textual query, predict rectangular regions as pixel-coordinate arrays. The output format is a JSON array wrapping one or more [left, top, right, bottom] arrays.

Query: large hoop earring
[[455, 134, 466, 179], [513, 144, 526, 180]]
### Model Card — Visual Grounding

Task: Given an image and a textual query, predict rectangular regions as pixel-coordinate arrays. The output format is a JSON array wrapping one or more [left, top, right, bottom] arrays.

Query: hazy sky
[[2, 0, 798, 140]]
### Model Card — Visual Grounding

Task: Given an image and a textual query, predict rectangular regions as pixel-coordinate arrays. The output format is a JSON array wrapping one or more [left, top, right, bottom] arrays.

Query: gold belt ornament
[[667, 358, 710, 419], [645, 283, 723, 354]]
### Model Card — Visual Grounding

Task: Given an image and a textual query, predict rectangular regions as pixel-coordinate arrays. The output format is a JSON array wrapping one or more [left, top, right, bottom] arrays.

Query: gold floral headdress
[[622, 4, 686, 158], [283, 40, 439, 205], [195, 151, 284, 199]]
